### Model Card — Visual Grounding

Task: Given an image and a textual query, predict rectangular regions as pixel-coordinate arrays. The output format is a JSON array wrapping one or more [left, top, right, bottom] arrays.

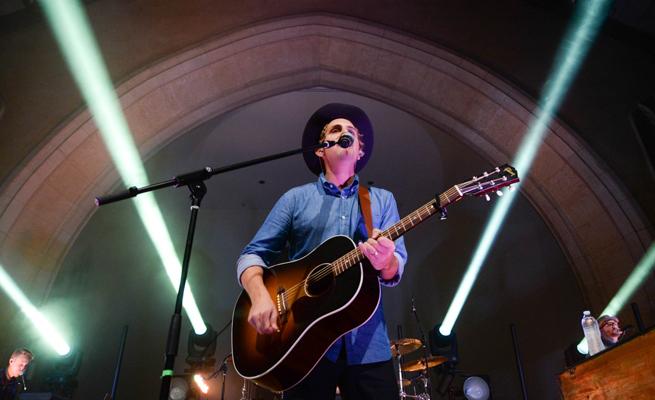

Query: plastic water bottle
[[581, 311, 605, 356]]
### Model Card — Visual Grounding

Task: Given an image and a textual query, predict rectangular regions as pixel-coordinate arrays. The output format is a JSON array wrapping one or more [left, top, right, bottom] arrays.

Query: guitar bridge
[[276, 287, 289, 322]]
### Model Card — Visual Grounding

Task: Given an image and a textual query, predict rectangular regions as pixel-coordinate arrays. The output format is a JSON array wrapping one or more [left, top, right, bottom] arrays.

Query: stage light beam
[[440, 0, 612, 336], [577, 241, 655, 354], [0, 264, 70, 356], [39, 0, 206, 334]]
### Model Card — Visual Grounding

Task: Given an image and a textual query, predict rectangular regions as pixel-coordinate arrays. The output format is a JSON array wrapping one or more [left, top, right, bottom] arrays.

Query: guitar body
[[231, 235, 381, 393]]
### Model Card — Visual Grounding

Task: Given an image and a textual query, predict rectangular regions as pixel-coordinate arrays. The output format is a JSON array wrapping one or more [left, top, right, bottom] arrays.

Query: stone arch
[[0, 15, 652, 325]]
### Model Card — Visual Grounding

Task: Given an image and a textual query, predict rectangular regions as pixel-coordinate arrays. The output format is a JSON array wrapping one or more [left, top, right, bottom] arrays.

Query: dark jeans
[[283, 357, 399, 400]]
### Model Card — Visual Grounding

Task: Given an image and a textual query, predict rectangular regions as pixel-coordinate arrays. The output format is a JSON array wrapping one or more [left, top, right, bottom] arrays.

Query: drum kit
[[214, 339, 445, 400], [391, 338, 447, 400]]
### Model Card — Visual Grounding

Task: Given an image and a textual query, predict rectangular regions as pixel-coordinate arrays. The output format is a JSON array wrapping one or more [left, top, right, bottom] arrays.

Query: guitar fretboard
[[331, 185, 462, 276]]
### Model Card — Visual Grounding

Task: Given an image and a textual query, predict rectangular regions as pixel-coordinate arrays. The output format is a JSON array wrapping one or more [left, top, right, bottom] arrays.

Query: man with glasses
[[598, 315, 623, 348]]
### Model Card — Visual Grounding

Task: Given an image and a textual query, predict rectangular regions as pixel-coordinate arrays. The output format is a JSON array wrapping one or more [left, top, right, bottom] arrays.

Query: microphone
[[618, 325, 633, 340], [337, 133, 355, 148]]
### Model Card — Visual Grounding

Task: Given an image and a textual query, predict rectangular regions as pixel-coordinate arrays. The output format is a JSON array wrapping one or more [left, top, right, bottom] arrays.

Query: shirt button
[[341, 215, 346, 220]]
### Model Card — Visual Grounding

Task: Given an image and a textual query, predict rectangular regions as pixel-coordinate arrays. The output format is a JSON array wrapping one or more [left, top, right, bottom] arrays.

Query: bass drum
[[218, 356, 279, 400]]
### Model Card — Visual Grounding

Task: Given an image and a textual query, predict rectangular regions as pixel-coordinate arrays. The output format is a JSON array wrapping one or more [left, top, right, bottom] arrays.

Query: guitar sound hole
[[304, 263, 335, 297]]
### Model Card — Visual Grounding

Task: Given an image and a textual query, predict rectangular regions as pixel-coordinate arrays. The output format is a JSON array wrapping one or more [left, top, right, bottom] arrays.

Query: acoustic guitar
[[231, 165, 519, 392]]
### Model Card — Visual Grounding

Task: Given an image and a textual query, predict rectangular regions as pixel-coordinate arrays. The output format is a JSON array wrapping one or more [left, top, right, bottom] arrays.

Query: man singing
[[237, 103, 407, 400]]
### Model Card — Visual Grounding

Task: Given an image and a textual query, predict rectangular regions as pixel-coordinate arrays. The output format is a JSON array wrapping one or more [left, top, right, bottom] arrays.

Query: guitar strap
[[358, 185, 374, 238]]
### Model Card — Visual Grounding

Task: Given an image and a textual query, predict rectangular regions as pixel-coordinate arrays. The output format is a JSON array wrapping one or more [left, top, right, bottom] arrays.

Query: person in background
[[0, 348, 33, 400], [598, 315, 623, 348]]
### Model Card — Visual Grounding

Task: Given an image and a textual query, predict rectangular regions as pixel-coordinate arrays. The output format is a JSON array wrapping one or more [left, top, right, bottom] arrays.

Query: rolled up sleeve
[[236, 191, 294, 286], [377, 192, 407, 287]]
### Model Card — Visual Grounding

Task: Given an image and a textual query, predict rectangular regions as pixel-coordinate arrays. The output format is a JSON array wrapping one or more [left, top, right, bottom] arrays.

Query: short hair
[[10, 348, 34, 361]]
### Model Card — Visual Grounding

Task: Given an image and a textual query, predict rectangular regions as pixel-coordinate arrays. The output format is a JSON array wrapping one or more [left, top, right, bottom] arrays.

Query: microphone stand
[[216, 356, 229, 400], [110, 325, 129, 400], [95, 141, 334, 400]]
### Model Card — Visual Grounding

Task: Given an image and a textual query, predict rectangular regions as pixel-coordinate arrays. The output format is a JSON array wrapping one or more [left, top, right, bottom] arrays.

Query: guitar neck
[[332, 187, 458, 276], [382, 185, 462, 241], [331, 164, 519, 276], [380, 198, 441, 242]]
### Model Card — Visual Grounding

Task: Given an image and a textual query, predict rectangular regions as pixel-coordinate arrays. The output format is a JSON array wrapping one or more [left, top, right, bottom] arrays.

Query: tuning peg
[[507, 185, 514, 191], [483, 171, 489, 177], [496, 190, 503, 197], [484, 194, 491, 201]]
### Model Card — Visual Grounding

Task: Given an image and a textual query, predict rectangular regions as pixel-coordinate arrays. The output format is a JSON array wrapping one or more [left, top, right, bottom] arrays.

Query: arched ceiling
[[0, 14, 653, 337], [0, 4, 654, 397], [1, 1, 654, 225]]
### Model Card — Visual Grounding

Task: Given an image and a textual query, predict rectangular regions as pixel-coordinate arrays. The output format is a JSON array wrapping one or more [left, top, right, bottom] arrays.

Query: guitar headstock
[[438, 164, 520, 208]]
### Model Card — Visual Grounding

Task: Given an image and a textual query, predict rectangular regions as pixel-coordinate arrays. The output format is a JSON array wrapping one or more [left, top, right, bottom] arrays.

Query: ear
[[315, 148, 325, 158]]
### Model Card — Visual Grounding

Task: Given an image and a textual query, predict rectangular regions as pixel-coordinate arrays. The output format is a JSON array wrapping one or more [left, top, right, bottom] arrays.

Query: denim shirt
[[237, 174, 408, 365]]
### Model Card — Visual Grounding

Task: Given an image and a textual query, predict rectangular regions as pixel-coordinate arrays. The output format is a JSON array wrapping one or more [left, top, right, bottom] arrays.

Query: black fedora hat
[[302, 103, 374, 175]]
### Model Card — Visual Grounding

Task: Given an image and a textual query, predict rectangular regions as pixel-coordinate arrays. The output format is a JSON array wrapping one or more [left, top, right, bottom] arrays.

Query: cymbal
[[390, 338, 422, 357], [401, 355, 448, 372]]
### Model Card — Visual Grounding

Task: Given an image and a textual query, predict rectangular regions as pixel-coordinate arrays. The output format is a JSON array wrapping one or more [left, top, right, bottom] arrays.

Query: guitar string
[[276, 182, 476, 302], [276, 174, 508, 303], [278, 201, 443, 302], [277, 176, 505, 304], [277, 181, 484, 302], [278, 198, 445, 302]]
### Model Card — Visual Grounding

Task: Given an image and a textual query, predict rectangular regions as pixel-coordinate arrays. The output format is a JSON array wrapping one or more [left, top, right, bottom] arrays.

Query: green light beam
[[0, 264, 71, 355], [577, 241, 655, 354], [440, 0, 612, 336], [39, 0, 206, 334], [439, 190, 516, 336]]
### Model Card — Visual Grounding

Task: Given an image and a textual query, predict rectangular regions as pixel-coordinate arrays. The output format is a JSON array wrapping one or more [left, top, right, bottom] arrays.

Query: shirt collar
[[318, 173, 360, 198]]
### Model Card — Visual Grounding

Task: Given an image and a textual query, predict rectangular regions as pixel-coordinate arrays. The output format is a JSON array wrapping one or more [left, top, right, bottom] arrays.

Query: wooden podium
[[559, 329, 655, 399]]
